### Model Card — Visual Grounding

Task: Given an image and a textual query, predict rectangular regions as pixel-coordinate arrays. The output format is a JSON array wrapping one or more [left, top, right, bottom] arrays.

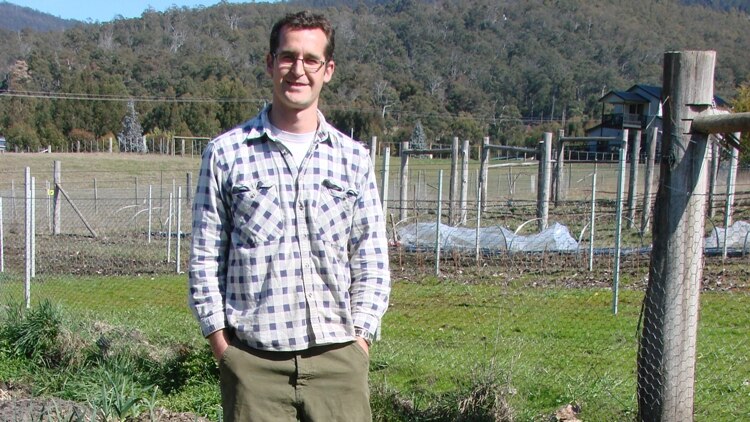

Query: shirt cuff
[[200, 313, 227, 338], [353, 313, 380, 340]]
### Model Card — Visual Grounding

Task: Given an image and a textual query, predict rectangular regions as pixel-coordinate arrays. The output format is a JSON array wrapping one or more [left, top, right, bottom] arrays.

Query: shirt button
[[307, 293, 314, 299], [298, 202, 304, 210]]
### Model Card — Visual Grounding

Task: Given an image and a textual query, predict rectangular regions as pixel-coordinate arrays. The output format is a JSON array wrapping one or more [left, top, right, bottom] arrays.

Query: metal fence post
[[177, 187, 182, 274], [588, 163, 597, 272], [435, 169, 443, 276], [148, 185, 153, 244], [612, 129, 628, 315], [25, 167, 31, 308]]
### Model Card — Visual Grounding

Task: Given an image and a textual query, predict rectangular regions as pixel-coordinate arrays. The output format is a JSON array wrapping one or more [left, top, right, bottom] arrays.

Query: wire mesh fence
[[0, 155, 748, 420]]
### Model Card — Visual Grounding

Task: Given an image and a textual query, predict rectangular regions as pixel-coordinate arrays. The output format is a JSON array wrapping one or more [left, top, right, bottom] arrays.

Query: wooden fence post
[[480, 136, 489, 214], [641, 127, 659, 233], [723, 137, 739, 228], [381, 146, 390, 216], [369, 136, 377, 164], [186, 172, 193, 204], [460, 139, 469, 225], [537, 133, 552, 231], [449, 137, 460, 225], [553, 129, 565, 207], [637, 50, 715, 422], [627, 129, 642, 229], [399, 141, 409, 222]]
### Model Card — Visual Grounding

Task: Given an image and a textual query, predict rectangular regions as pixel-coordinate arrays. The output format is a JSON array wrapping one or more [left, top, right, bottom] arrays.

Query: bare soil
[[0, 381, 210, 422]]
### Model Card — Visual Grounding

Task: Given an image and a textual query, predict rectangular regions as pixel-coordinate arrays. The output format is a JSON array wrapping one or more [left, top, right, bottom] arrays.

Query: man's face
[[266, 27, 335, 115]]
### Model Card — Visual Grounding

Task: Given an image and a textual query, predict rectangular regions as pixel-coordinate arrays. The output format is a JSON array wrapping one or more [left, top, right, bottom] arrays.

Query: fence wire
[[0, 160, 748, 420]]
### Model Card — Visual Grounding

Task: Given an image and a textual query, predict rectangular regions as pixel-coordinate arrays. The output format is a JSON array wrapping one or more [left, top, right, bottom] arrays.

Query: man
[[188, 10, 390, 422]]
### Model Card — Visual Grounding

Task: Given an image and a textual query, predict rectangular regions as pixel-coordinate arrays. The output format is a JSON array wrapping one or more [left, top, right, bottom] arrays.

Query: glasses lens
[[303, 58, 323, 72], [276, 54, 295, 67], [275, 53, 324, 72]]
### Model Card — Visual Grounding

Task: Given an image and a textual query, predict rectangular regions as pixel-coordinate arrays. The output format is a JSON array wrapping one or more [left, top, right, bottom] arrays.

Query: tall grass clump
[[371, 359, 515, 421], [1, 299, 80, 368]]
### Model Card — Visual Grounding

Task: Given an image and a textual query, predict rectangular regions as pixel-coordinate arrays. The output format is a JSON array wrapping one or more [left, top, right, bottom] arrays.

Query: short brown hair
[[269, 11, 335, 60]]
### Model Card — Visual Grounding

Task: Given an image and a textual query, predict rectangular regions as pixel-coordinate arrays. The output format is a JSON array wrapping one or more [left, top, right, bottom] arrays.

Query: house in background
[[584, 84, 730, 158]]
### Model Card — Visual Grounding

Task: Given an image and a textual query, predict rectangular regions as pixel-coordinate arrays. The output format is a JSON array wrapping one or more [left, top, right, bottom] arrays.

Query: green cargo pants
[[219, 339, 371, 422]]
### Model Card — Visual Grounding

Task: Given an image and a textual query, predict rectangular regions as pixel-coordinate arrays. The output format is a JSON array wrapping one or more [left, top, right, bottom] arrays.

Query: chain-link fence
[[0, 154, 748, 420], [0, 166, 193, 277]]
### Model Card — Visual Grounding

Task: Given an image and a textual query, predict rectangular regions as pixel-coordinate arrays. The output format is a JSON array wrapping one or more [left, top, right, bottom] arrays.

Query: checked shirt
[[189, 106, 390, 352]]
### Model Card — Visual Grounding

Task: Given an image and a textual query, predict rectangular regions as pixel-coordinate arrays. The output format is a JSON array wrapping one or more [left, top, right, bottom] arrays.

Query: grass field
[[1, 271, 748, 421]]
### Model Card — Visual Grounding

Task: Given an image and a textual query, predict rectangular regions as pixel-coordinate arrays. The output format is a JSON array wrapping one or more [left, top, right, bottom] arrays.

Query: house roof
[[599, 83, 729, 108], [600, 91, 650, 104], [632, 84, 662, 100]]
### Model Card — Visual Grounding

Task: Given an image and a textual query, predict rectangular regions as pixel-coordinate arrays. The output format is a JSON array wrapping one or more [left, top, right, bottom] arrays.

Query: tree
[[410, 120, 427, 150], [118, 100, 147, 153]]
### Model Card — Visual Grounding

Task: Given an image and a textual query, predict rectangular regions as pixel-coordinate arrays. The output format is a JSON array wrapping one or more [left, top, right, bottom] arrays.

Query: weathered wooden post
[[536, 133, 552, 231], [627, 129, 642, 229], [637, 50, 714, 422], [706, 139, 720, 219], [449, 136, 460, 225], [369, 136, 377, 164], [399, 140, 409, 221], [459, 139, 469, 225], [381, 146, 390, 216], [723, 136, 739, 228], [553, 129, 565, 207], [480, 136, 490, 214], [186, 172, 193, 204], [641, 127, 659, 233]]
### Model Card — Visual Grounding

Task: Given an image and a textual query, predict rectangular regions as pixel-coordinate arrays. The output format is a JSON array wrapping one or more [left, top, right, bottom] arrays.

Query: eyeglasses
[[273, 52, 327, 73]]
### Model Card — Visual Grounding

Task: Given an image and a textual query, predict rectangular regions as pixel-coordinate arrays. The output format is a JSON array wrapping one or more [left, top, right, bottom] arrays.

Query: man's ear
[[323, 60, 335, 83], [265, 53, 274, 76]]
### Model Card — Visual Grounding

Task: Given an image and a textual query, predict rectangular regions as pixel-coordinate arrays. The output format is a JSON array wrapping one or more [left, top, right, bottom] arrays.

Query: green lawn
[[1, 273, 747, 421]]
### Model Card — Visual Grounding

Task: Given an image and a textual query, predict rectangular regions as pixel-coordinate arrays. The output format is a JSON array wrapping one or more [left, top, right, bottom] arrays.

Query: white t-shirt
[[269, 124, 315, 169]]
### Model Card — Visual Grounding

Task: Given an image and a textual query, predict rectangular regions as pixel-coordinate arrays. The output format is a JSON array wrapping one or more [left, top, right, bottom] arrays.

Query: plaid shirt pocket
[[231, 181, 284, 245], [317, 178, 359, 246]]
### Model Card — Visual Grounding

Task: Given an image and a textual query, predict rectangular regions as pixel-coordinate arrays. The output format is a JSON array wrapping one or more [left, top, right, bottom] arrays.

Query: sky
[[9, 1, 259, 23]]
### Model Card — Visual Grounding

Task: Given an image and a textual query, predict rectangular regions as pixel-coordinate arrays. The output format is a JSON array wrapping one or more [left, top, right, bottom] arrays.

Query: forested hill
[[1, 0, 749, 153], [0, 2, 79, 32], [680, 0, 750, 12]]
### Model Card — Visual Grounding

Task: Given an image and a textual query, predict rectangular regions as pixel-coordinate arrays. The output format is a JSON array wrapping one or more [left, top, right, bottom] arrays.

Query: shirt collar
[[242, 105, 334, 146]]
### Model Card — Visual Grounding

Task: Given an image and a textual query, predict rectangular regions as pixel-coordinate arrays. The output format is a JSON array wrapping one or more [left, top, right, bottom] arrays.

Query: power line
[[0, 90, 266, 104], [1, 89, 568, 125]]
